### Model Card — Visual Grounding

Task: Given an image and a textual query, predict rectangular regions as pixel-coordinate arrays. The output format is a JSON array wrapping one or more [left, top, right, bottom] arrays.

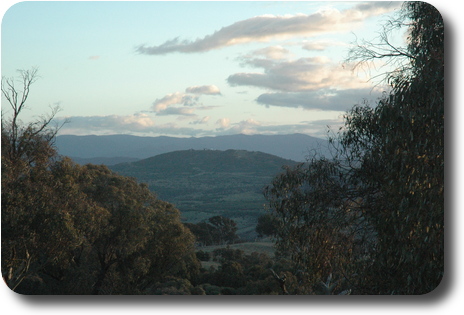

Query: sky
[[2, 1, 407, 139]]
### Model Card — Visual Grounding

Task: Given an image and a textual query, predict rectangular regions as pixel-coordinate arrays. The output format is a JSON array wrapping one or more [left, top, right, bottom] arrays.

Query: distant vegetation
[[110, 149, 299, 239]]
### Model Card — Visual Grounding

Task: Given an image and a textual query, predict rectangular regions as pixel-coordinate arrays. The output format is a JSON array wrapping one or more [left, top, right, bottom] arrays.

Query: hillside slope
[[110, 149, 299, 238]]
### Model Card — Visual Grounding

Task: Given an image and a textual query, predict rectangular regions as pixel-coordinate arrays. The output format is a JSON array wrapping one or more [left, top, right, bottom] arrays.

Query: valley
[[109, 149, 299, 239]]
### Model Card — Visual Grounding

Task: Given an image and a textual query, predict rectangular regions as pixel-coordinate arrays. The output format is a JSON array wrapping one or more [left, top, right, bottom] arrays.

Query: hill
[[110, 149, 299, 239], [55, 133, 330, 163]]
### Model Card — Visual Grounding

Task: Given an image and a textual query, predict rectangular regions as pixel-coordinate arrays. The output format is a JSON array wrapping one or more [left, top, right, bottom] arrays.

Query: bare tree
[[1, 68, 66, 161], [344, 12, 415, 86]]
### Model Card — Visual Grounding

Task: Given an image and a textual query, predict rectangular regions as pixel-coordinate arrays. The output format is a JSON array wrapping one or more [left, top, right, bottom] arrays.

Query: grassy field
[[199, 239, 276, 256], [197, 239, 276, 269]]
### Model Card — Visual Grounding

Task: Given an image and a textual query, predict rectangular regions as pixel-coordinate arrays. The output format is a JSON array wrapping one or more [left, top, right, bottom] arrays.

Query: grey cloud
[[155, 107, 196, 116], [256, 88, 382, 111], [228, 57, 352, 92], [190, 116, 211, 125], [352, 1, 402, 15], [136, 2, 400, 55]]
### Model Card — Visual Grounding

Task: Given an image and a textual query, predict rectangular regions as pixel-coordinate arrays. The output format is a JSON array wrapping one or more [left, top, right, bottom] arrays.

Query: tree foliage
[[185, 215, 238, 246], [255, 213, 279, 238], [264, 2, 443, 294], [1, 70, 199, 294]]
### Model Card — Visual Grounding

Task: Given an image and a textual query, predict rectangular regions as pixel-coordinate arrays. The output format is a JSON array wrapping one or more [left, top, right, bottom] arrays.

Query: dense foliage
[[264, 2, 444, 294], [1, 71, 199, 294], [185, 215, 238, 246]]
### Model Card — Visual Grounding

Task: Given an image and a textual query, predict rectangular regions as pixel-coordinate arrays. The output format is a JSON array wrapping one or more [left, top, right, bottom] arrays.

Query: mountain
[[55, 133, 330, 163], [110, 149, 299, 239]]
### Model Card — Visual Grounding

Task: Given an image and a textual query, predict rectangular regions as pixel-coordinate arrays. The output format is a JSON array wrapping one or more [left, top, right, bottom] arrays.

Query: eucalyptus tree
[[265, 2, 444, 294]]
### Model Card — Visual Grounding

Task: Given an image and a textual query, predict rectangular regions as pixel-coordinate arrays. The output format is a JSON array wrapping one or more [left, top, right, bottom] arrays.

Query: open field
[[198, 239, 276, 257]]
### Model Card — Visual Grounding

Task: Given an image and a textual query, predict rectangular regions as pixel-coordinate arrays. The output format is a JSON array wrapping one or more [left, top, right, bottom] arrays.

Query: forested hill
[[56, 133, 330, 163], [116, 149, 298, 174], [110, 149, 299, 238]]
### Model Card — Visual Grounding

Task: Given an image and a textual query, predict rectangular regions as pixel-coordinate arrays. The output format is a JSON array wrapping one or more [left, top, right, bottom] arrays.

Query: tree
[[359, 2, 443, 294], [264, 160, 372, 293], [1, 69, 200, 294], [72, 164, 199, 294], [255, 213, 279, 238], [1, 69, 80, 292], [184, 222, 215, 246], [208, 216, 238, 245], [186, 216, 238, 246], [265, 2, 443, 294]]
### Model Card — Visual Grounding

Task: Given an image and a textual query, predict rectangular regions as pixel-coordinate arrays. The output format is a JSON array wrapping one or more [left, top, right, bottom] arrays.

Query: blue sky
[[1, 1, 406, 138]]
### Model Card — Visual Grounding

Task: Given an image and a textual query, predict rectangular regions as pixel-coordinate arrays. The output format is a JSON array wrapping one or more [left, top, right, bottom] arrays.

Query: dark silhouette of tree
[[265, 2, 443, 294], [208, 216, 238, 245], [256, 213, 279, 238], [1, 69, 199, 294]]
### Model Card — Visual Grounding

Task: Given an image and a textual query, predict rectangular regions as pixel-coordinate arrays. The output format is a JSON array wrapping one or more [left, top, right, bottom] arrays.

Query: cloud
[[212, 117, 345, 139], [231, 118, 261, 135], [256, 87, 383, 111], [136, 2, 400, 55], [155, 107, 196, 116], [190, 116, 211, 125], [57, 114, 215, 136], [152, 85, 220, 114], [152, 92, 199, 112], [301, 40, 346, 51], [58, 113, 156, 134], [248, 46, 291, 60], [216, 118, 231, 128], [185, 85, 221, 95], [228, 56, 369, 92]]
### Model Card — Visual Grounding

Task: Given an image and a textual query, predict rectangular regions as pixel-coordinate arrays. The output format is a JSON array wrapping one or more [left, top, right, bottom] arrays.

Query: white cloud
[[232, 118, 262, 135], [185, 85, 221, 95], [152, 86, 221, 118], [57, 113, 156, 134], [249, 46, 291, 60], [56, 114, 217, 137], [216, 118, 231, 128], [228, 56, 370, 92], [152, 92, 199, 112], [301, 40, 346, 51], [136, 2, 400, 55], [213, 118, 345, 139]]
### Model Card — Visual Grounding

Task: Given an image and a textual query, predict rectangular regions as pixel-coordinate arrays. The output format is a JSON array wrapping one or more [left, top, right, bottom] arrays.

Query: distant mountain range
[[55, 133, 330, 164], [109, 149, 300, 239]]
